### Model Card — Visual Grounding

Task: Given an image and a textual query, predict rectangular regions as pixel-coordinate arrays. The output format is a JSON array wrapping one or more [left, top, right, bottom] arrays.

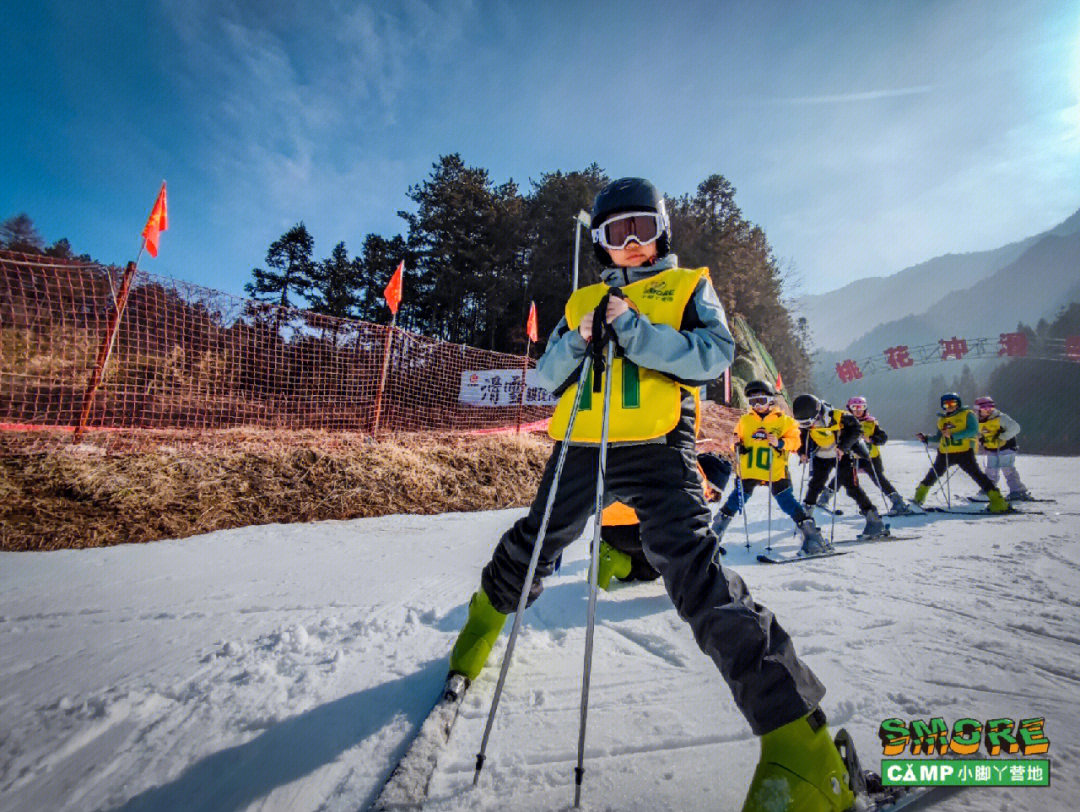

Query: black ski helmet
[[590, 177, 671, 265], [792, 393, 825, 425], [744, 379, 775, 398], [940, 392, 962, 410]]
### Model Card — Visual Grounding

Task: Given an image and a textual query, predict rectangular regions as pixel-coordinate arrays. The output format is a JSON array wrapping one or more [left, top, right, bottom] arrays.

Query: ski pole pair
[[473, 291, 621, 810], [920, 438, 953, 508]]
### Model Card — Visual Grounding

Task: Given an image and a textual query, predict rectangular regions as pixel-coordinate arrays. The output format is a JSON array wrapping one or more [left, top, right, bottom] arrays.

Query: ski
[[924, 506, 1043, 516], [808, 504, 844, 516], [964, 495, 1054, 504], [756, 549, 849, 564], [886, 506, 926, 517], [834, 728, 963, 811], [372, 672, 469, 810], [836, 532, 919, 545]]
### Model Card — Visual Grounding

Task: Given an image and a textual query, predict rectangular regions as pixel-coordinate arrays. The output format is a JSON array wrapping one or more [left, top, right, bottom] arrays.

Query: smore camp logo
[[877, 716, 1050, 788]]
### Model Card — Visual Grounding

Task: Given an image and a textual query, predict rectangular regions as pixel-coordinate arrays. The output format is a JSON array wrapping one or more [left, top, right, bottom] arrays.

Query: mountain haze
[[797, 208, 1080, 352]]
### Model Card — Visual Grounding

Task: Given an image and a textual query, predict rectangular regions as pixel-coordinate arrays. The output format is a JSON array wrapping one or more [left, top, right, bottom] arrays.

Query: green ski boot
[[448, 589, 507, 681], [741, 708, 855, 812], [912, 483, 930, 506], [986, 489, 1010, 514], [595, 541, 632, 591]]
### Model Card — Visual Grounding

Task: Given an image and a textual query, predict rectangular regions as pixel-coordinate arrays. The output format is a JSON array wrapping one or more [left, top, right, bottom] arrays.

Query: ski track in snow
[[1, 443, 1079, 811]]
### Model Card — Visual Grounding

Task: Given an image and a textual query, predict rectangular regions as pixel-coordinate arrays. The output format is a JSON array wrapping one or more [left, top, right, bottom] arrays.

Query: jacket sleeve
[[837, 413, 865, 452], [870, 424, 888, 445], [780, 418, 801, 453], [609, 278, 735, 385], [951, 412, 979, 441], [997, 412, 1021, 441], [533, 316, 588, 394]]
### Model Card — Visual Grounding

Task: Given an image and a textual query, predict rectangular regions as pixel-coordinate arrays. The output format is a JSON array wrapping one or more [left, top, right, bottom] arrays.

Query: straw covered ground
[[1, 404, 737, 552]]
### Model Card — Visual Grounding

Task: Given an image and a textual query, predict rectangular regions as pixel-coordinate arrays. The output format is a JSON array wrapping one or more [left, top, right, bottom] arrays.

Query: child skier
[[711, 380, 832, 555], [845, 396, 917, 515], [449, 178, 854, 810], [974, 395, 1031, 501], [597, 452, 731, 589], [912, 392, 1010, 512], [791, 393, 886, 538]]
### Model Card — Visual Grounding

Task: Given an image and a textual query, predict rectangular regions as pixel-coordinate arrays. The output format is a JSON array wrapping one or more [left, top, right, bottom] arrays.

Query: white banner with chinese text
[[458, 369, 558, 407]]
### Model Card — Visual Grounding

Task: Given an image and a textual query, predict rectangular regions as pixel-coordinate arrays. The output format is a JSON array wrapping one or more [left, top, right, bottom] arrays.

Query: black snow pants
[[804, 453, 875, 513], [919, 448, 997, 492], [854, 455, 897, 496], [481, 440, 825, 735]]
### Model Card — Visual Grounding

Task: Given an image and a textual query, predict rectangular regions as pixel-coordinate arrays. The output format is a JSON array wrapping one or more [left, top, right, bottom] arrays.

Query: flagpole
[[515, 337, 531, 434], [372, 313, 395, 437], [73, 183, 164, 442]]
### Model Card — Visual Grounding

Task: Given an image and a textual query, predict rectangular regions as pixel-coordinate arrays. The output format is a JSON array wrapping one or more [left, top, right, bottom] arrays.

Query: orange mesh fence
[[0, 250, 554, 440]]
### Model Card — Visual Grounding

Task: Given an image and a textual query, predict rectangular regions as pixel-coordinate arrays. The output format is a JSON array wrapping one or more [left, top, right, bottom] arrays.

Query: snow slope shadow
[[112, 659, 449, 812]]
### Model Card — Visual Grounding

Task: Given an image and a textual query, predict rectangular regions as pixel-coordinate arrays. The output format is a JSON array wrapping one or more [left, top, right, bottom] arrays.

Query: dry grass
[[0, 431, 553, 551], [0, 402, 739, 552]]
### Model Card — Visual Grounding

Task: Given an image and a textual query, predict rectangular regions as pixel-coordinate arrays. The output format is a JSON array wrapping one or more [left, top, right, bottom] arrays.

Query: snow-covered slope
[[2, 442, 1078, 811]]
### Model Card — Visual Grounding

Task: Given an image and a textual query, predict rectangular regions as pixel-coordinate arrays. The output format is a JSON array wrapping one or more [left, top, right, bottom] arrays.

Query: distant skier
[[844, 396, 917, 515], [973, 395, 1031, 501], [912, 392, 1010, 512], [711, 380, 832, 554], [596, 452, 731, 589], [792, 393, 886, 538], [448, 177, 855, 811]]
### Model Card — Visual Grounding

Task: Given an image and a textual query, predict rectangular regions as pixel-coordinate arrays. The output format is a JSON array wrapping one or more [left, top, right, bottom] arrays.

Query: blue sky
[[2, 0, 1077, 298]]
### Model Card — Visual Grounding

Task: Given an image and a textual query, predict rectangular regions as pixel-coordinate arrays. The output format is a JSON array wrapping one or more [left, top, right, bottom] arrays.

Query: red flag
[[141, 182, 168, 257], [384, 260, 404, 315], [526, 301, 539, 342], [775, 371, 784, 391]]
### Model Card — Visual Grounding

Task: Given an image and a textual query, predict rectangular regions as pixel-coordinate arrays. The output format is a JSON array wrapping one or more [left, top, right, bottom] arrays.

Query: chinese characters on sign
[[835, 359, 863, 383], [939, 336, 969, 360], [458, 369, 557, 407], [998, 332, 1028, 357], [1066, 335, 1080, 361], [884, 345, 914, 369]]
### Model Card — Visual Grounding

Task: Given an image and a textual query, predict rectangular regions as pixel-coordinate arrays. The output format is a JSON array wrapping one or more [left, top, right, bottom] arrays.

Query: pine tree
[[245, 222, 316, 323], [1, 213, 44, 253]]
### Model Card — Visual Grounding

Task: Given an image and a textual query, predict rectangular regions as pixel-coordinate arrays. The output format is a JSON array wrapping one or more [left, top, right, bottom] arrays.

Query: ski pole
[[765, 442, 774, 552], [865, 454, 892, 514], [829, 454, 841, 544], [942, 447, 953, 509], [474, 351, 595, 787], [920, 440, 950, 505], [735, 444, 751, 551], [574, 337, 616, 809]]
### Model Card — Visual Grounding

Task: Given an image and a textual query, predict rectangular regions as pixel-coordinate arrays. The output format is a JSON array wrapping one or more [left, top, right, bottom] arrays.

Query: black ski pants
[[919, 448, 997, 492], [854, 456, 897, 496], [599, 523, 661, 582], [804, 454, 875, 513], [481, 440, 825, 735]]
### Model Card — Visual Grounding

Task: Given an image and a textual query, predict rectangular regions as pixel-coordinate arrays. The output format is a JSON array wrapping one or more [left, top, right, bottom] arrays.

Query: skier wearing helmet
[[791, 393, 886, 538], [973, 395, 1031, 501], [449, 178, 855, 811], [711, 380, 832, 555], [913, 393, 1010, 512], [844, 396, 917, 515]]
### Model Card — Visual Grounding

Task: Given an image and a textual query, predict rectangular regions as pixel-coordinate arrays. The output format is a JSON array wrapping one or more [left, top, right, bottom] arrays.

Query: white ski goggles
[[748, 395, 773, 407], [591, 207, 669, 251]]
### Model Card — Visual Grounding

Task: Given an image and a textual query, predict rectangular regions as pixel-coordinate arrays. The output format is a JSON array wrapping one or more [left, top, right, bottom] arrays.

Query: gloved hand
[[850, 439, 871, 460], [915, 432, 928, 444]]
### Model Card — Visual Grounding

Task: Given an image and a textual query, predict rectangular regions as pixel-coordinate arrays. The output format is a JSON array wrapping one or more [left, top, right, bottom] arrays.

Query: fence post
[[73, 261, 138, 442], [515, 343, 531, 434], [372, 320, 395, 436]]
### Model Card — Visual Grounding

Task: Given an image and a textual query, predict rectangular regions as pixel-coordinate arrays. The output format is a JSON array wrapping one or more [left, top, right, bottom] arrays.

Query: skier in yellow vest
[[973, 395, 1031, 501], [449, 178, 854, 811], [913, 392, 1009, 512], [711, 380, 831, 554], [844, 396, 918, 515]]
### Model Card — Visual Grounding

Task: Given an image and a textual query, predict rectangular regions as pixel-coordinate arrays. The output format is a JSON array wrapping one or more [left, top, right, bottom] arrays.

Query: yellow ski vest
[[858, 418, 882, 459], [548, 267, 709, 443], [735, 409, 799, 480], [937, 409, 976, 453], [978, 415, 1007, 450], [809, 408, 846, 451]]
